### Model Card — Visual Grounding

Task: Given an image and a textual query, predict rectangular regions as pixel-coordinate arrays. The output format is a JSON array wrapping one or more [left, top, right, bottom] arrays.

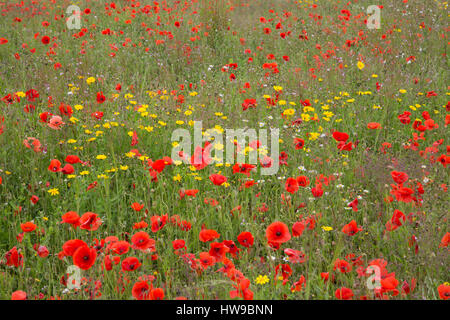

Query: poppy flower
[[439, 232, 450, 248], [5, 247, 23, 267], [132, 281, 150, 300], [292, 221, 306, 237], [61, 164, 74, 175], [20, 221, 36, 233], [62, 239, 88, 257], [391, 171, 408, 185], [334, 259, 352, 273], [47, 115, 64, 129], [285, 177, 299, 194], [11, 290, 27, 300], [342, 220, 362, 236], [348, 198, 358, 211], [131, 231, 155, 251], [332, 131, 349, 142], [79, 212, 102, 231], [199, 252, 216, 269], [111, 241, 130, 255], [209, 173, 227, 186], [150, 214, 168, 232], [229, 278, 253, 300], [296, 175, 310, 187], [209, 242, 229, 262], [284, 248, 306, 264], [223, 240, 240, 258], [150, 288, 164, 300], [96, 92, 106, 104], [311, 185, 323, 198], [242, 98, 257, 111], [65, 155, 81, 164], [335, 287, 354, 300], [41, 36, 50, 44], [367, 122, 381, 129], [293, 138, 304, 149], [37, 245, 49, 258], [73, 246, 97, 270], [199, 229, 220, 242], [121, 257, 141, 271], [30, 195, 39, 204], [266, 221, 291, 244], [131, 202, 144, 211], [48, 159, 62, 172], [437, 284, 450, 300], [237, 232, 254, 248], [61, 211, 80, 227], [291, 275, 306, 292]]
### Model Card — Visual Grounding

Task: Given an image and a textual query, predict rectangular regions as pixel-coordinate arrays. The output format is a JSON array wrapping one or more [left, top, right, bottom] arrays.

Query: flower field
[[0, 0, 449, 300]]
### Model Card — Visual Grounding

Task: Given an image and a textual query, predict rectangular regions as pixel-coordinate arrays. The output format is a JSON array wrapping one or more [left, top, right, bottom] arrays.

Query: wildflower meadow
[[0, 0, 448, 301]]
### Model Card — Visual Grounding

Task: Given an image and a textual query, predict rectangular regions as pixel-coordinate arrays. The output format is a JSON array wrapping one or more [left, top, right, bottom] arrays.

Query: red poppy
[[438, 284, 450, 300], [11, 290, 27, 300], [341, 220, 362, 236], [121, 256, 142, 271], [61, 211, 80, 227], [20, 221, 36, 233], [5, 247, 23, 267], [367, 122, 381, 129], [30, 195, 39, 204], [131, 231, 155, 251], [150, 288, 164, 300], [439, 232, 450, 248], [132, 281, 150, 300], [48, 159, 62, 172], [199, 229, 220, 242], [296, 175, 310, 187], [391, 171, 408, 185], [73, 246, 97, 270], [209, 173, 227, 186], [111, 241, 130, 255], [41, 36, 50, 44], [292, 221, 306, 237], [334, 259, 352, 273], [199, 252, 216, 269], [237, 232, 254, 248], [150, 214, 168, 232], [65, 155, 81, 164], [96, 91, 106, 104], [131, 202, 144, 211], [293, 138, 304, 149], [332, 131, 349, 142], [284, 248, 306, 264], [266, 221, 291, 244], [79, 212, 102, 231], [285, 177, 299, 194], [335, 287, 353, 300], [62, 239, 87, 257], [61, 164, 74, 175], [291, 275, 306, 292], [209, 242, 229, 262]]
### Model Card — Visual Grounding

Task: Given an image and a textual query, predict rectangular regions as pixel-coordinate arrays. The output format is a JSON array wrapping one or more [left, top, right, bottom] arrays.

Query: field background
[[0, 0, 448, 300]]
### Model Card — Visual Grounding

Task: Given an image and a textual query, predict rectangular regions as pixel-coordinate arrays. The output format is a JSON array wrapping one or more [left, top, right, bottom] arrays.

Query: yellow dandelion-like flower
[[48, 188, 59, 196], [86, 77, 96, 85], [255, 275, 270, 285], [357, 61, 365, 70], [96, 155, 107, 160]]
